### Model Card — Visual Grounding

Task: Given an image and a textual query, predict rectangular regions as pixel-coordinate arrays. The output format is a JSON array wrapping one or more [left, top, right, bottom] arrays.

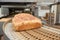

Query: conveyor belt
[[3, 23, 60, 40]]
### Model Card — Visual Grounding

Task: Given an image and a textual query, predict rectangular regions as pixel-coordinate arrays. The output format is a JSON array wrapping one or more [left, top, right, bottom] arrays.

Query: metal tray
[[3, 19, 60, 40]]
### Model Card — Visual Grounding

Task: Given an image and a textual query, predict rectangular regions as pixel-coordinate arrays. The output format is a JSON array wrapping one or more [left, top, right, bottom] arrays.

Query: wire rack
[[3, 23, 60, 40]]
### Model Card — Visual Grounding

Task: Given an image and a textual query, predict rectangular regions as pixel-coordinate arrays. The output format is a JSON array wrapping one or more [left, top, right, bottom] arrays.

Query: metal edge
[[2, 19, 12, 35]]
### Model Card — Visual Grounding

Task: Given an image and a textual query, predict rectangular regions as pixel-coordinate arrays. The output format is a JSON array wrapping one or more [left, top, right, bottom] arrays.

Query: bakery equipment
[[3, 19, 60, 40], [0, 2, 38, 18], [49, 2, 60, 25], [0, 5, 31, 17], [0, 22, 4, 35], [0, 5, 38, 18]]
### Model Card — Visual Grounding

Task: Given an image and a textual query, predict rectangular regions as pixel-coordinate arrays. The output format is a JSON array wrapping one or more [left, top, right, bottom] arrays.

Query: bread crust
[[12, 13, 42, 31]]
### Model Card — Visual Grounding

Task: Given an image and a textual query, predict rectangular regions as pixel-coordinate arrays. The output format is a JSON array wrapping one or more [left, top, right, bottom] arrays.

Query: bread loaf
[[12, 13, 42, 31]]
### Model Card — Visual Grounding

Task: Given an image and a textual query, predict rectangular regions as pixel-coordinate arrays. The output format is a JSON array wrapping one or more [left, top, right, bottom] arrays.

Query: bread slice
[[12, 13, 42, 31]]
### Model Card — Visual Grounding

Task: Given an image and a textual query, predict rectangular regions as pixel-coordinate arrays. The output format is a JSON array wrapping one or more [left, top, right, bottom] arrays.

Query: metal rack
[[3, 22, 60, 40]]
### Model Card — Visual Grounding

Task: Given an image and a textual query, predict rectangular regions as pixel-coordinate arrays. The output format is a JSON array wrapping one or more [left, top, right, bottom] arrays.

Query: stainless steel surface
[[0, 8, 4, 17], [1, 7, 9, 16], [1, 5, 29, 8], [3, 20, 60, 40], [55, 0, 60, 2], [50, 4, 60, 24], [0, 22, 4, 35], [0, 0, 36, 2]]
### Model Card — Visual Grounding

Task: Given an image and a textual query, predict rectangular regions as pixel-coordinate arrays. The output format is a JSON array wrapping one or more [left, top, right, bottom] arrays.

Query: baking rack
[[3, 21, 60, 40]]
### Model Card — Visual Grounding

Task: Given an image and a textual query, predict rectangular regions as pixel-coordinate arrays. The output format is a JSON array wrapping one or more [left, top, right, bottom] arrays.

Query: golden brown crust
[[12, 13, 42, 31]]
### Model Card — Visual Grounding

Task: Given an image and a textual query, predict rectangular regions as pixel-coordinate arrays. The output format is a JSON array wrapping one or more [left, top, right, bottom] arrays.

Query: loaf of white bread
[[12, 13, 42, 31]]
